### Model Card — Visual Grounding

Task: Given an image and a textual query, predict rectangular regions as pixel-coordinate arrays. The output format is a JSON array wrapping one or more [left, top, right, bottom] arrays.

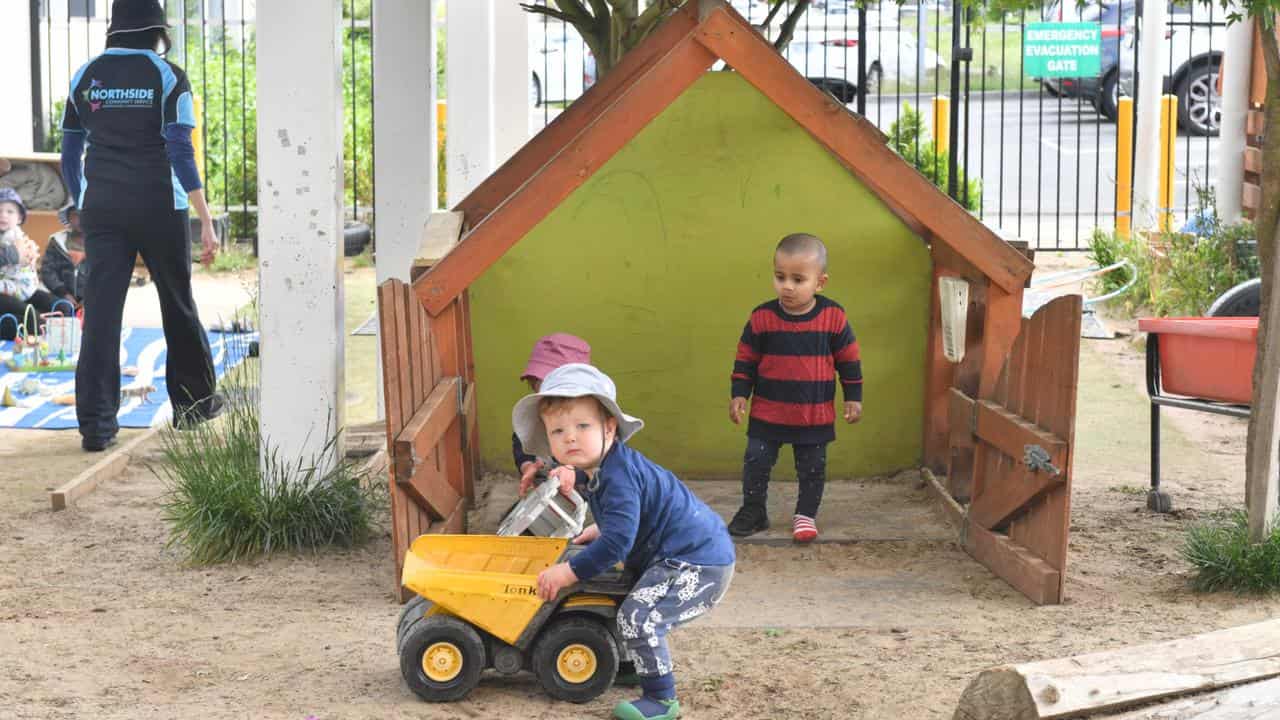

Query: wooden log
[[412, 211, 464, 281], [920, 467, 963, 533], [952, 619, 1280, 720], [1098, 676, 1280, 719], [50, 428, 161, 511]]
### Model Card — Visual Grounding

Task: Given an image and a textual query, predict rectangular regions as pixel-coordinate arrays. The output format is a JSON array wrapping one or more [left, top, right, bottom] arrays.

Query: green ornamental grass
[[157, 383, 380, 565], [1182, 511, 1280, 594]]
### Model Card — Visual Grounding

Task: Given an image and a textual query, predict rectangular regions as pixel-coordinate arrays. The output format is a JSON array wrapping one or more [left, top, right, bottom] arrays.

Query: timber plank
[[952, 619, 1280, 720], [949, 387, 977, 449], [974, 401, 1067, 471], [696, 6, 1032, 294], [1245, 146, 1263, 174], [416, 29, 717, 316], [51, 428, 162, 511], [413, 211, 464, 281], [963, 524, 1060, 606], [924, 261, 956, 470], [457, 290, 477, 502], [968, 461, 1065, 531], [432, 302, 467, 501], [378, 281, 411, 596], [1247, 109, 1265, 137], [393, 376, 462, 485], [1099, 676, 1280, 719], [921, 467, 964, 533]]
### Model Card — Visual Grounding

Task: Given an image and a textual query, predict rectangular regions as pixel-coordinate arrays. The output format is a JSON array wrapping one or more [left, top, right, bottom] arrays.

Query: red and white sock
[[793, 514, 817, 543]]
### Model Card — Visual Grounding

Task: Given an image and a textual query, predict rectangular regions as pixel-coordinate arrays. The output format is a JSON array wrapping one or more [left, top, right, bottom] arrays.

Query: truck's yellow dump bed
[[401, 535, 568, 645]]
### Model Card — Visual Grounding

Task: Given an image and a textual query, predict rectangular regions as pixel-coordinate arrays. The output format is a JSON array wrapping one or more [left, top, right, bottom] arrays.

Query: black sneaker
[[173, 392, 226, 430], [728, 504, 769, 537], [82, 435, 118, 453]]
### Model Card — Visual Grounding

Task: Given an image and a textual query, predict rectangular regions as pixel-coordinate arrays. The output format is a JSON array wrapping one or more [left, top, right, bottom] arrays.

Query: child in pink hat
[[514, 333, 591, 494]]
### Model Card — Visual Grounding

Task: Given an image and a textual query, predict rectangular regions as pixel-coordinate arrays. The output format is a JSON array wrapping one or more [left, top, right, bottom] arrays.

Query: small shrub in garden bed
[[157, 378, 381, 565], [1183, 510, 1280, 594], [1087, 187, 1256, 317]]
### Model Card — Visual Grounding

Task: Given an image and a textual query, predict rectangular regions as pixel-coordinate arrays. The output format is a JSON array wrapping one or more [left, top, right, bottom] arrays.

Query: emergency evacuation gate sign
[[1024, 23, 1102, 78]]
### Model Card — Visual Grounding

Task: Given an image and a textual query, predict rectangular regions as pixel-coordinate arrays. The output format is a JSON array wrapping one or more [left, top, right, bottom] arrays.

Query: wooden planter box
[[1139, 317, 1258, 404]]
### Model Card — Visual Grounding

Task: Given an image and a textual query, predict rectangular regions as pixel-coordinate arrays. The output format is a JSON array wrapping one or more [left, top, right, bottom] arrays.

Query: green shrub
[[1087, 187, 1256, 317], [201, 246, 257, 274], [157, 373, 380, 565], [887, 102, 982, 212], [1183, 510, 1280, 594]]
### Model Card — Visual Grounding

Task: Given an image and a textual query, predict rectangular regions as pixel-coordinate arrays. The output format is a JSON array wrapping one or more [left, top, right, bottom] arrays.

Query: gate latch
[[1023, 444, 1061, 477]]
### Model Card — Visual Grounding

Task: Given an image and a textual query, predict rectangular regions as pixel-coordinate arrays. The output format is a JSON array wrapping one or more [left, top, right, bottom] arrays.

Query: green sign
[[1024, 22, 1102, 78]]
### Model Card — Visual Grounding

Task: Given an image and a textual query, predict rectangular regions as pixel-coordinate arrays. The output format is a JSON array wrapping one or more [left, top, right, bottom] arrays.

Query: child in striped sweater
[[728, 232, 863, 543]]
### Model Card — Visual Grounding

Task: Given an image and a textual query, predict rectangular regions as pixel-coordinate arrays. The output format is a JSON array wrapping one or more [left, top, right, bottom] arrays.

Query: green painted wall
[[470, 73, 931, 479]]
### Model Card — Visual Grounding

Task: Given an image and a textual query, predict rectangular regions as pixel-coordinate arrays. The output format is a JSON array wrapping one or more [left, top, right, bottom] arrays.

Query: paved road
[[530, 88, 1221, 251]]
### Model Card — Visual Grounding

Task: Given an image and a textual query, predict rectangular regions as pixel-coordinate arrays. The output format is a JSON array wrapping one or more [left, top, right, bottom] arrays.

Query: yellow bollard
[[192, 94, 206, 180], [1115, 97, 1134, 238], [932, 96, 950, 156], [1158, 94, 1178, 233]]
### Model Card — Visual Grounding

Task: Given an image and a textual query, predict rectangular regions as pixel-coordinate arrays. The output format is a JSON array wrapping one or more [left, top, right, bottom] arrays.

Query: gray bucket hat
[[512, 363, 644, 459]]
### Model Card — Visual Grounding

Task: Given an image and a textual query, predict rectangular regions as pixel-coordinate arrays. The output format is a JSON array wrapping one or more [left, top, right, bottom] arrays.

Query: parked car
[[784, 29, 944, 100], [529, 19, 596, 107], [1040, 1, 1138, 122], [1118, 3, 1225, 136]]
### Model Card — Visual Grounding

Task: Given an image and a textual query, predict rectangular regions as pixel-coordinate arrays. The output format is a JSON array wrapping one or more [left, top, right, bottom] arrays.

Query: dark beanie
[[106, 0, 168, 36]]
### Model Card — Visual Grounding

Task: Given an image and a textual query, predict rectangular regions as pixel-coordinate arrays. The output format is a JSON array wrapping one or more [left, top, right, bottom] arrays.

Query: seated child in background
[[515, 363, 735, 720], [728, 232, 863, 543], [512, 333, 592, 494], [0, 188, 55, 340], [40, 203, 90, 308]]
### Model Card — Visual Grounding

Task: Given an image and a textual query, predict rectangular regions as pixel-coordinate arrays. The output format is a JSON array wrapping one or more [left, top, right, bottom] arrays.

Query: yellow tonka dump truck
[[395, 534, 636, 703]]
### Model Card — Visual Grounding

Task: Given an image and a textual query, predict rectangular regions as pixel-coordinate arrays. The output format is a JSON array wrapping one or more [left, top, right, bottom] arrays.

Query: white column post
[[1, 1, 34, 153], [256, 0, 346, 474], [372, 0, 437, 419], [446, 0, 496, 206], [493, 0, 530, 163], [1132, 0, 1169, 232], [1216, 12, 1254, 224]]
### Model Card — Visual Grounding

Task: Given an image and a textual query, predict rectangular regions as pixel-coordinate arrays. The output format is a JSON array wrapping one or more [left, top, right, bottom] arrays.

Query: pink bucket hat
[[521, 333, 591, 382]]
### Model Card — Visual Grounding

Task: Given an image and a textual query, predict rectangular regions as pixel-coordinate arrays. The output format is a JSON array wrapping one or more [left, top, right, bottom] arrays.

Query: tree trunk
[[1246, 27, 1280, 542]]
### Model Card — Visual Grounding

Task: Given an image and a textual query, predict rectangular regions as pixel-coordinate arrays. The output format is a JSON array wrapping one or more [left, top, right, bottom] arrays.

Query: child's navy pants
[[741, 437, 829, 518], [618, 560, 734, 678]]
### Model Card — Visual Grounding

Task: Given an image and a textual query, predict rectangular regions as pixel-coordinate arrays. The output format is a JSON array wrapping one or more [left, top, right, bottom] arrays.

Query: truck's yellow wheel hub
[[422, 641, 463, 682], [556, 643, 597, 684]]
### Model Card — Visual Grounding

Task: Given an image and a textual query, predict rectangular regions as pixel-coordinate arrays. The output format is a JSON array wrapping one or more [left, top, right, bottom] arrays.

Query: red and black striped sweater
[[731, 295, 863, 444]]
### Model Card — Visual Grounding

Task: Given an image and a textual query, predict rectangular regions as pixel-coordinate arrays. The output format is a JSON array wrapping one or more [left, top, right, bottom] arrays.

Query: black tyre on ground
[[399, 615, 487, 702], [1206, 278, 1261, 318], [531, 72, 543, 108], [343, 221, 371, 257], [396, 595, 432, 649], [531, 616, 619, 703], [1176, 61, 1222, 137], [1097, 69, 1119, 122]]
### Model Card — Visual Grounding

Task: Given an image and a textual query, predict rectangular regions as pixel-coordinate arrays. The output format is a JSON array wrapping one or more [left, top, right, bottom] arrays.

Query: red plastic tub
[[1138, 317, 1258, 404]]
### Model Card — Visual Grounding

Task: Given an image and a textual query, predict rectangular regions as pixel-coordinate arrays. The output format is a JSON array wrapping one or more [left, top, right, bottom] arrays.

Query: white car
[[1118, 6, 1225, 136], [784, 29, 944, 99], [530, 19, 597, 107]]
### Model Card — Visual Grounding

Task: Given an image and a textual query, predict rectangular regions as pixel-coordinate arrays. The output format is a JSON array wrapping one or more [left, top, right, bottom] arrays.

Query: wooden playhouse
[[378, 0, 1082, 605]]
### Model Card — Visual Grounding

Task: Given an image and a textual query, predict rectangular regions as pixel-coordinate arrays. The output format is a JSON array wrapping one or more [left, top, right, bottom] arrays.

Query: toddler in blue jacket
[[514, 363, 735, 720]]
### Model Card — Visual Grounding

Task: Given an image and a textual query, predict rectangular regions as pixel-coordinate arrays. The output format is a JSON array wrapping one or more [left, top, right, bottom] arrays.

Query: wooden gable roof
[[416, 0, 1034, 315]]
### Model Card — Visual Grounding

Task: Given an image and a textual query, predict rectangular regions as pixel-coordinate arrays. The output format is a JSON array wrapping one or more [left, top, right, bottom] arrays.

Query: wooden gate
[[378, 277, 478, 600], [948, 295, 1082, 604]]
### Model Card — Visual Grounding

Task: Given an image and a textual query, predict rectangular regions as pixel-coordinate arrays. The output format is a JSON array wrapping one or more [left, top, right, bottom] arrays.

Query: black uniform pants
[[77, 207, 214, 440]]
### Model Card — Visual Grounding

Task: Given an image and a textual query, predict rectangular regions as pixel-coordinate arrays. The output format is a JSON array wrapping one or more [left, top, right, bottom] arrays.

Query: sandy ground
[[4, 259, 1280, 719]]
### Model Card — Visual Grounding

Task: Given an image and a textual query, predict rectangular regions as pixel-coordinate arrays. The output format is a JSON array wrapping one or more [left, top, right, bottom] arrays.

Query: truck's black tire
[[396, 595, 432, 649], [399, 615, 486, 702], [531, 616, 619, 703]]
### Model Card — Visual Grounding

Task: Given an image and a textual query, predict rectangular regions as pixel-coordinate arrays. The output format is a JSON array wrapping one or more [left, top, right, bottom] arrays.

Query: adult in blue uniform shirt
[[61, 0, 224, 452]]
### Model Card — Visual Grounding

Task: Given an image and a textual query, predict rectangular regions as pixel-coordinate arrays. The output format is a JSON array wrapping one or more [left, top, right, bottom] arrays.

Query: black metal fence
[[27, 0, 374, 246], [29, 1, 1225, 252], [534, 0, 1226, 251]]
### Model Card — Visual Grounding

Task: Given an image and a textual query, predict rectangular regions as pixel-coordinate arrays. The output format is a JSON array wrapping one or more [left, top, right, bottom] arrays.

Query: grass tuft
[[202, 246, 257, 274], [1182, 510, 1280, 594], [156, 373, 380, 565]]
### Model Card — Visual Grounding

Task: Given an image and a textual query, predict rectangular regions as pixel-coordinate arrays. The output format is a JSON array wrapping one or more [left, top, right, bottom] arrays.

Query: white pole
[[372, 0, 437, 419], [1, 0, 34, 153], [256, 0, 346, 476], [446, 0, 496, 206], [1216, 12, 1254, 224], [1132, 0, 1169, 232], [493, 0, 531, 163]]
